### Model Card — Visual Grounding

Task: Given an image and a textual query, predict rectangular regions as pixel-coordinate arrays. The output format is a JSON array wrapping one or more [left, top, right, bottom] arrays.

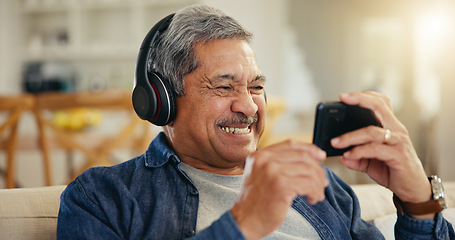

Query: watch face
[[431, 175, 447, 209]]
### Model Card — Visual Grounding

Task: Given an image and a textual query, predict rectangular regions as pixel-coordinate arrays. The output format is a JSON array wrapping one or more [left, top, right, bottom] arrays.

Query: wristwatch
[[393, 175, 447, 216]]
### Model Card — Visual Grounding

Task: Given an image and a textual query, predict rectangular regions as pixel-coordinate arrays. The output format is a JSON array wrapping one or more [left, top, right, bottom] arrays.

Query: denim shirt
[[57, 132, 454, 239]]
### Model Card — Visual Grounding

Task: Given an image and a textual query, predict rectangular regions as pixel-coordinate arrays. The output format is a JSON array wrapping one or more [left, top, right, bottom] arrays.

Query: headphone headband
[[140, 14, 175, 50]]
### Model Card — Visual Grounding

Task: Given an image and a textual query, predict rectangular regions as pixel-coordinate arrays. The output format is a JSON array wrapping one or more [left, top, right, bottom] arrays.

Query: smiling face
[[164, 38, 266, 174]]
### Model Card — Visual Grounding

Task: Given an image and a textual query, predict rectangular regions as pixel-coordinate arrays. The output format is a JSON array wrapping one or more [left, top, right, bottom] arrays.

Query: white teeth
[[220, 126, 251, 134]]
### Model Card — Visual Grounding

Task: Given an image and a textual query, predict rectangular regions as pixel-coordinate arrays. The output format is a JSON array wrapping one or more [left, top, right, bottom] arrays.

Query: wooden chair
[[0, 95, 35, 188], [32, 90, 153, 183], [257, 96, 286, 148]]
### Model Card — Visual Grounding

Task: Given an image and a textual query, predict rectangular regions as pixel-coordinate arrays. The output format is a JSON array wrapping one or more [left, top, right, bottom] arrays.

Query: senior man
[[57, 4, 454, 239]]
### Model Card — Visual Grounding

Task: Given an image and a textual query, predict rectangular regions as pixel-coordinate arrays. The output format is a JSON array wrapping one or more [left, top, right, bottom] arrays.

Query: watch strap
[[393, 194, 443, 216]]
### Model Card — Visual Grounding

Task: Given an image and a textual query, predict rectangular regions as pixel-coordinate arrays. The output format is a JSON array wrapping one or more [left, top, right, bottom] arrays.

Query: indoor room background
[[1, 0, 454, 188]]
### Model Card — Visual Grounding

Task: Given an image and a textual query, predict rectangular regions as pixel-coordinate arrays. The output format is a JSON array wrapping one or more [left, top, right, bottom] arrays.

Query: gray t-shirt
[[179, 163, 321, 239]]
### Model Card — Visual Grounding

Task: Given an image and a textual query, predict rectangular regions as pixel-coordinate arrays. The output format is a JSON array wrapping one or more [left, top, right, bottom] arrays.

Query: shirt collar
[[144, 132, 179, 168]]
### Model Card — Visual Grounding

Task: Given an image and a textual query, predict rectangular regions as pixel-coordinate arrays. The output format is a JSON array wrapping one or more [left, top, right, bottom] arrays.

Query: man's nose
[[230, 91, 258, 116]]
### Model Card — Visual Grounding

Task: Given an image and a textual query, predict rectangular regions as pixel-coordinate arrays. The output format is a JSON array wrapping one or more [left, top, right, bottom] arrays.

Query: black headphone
[[132, 14, 176, 126]]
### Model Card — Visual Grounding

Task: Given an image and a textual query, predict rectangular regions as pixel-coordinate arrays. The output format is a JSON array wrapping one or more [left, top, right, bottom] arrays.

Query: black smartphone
[[312, 102, 382, 157]]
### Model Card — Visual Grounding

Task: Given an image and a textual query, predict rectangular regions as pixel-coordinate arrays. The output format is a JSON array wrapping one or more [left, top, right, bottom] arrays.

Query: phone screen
[[312, 102, 382, 157]]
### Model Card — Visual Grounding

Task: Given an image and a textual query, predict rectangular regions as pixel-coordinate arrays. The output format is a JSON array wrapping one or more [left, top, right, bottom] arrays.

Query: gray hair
[[150, 4, 253, 96]]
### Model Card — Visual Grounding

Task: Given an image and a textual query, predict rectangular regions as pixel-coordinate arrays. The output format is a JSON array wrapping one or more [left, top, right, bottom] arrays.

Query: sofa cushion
[[353, 182, 455, 239], [351, 183, 395, 220], [0, 183, 453, 239], [0, 185, 66, 240]]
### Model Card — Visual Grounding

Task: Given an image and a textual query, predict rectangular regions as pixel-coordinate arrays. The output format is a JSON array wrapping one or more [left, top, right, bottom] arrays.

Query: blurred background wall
[[0, 0, 454, 187]]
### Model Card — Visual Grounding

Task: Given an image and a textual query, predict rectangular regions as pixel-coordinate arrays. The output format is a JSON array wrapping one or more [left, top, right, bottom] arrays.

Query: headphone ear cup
[[132, 67, 158, 121], [147, 71, 177, 126]]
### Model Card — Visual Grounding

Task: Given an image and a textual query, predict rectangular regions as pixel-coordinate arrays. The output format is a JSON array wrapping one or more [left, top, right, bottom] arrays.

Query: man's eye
[[250, 86, 264, 91], [217, 86, 231, 90]]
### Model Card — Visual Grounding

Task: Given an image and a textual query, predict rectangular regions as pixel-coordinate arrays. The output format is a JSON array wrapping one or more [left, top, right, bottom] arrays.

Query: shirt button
[[190, 188, 198, 195], [185, 230, 195, 237]]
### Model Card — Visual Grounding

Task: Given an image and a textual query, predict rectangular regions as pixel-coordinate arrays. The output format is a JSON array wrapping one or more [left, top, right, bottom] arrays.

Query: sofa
[[1, 183, 454, 240]]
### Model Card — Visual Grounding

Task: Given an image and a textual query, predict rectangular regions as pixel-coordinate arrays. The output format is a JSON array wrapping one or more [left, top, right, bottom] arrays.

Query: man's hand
[[331, 91, 433, 219], [231, 140, 327, 240]]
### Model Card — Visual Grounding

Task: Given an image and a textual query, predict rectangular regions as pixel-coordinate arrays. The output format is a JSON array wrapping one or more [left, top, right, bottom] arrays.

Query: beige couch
[[1, 183, 454, 240]]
